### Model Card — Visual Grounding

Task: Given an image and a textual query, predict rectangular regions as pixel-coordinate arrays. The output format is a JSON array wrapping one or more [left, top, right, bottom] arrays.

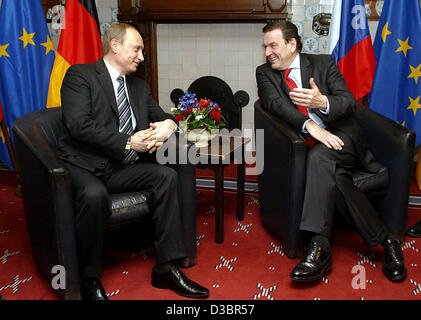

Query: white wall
[[155, 1, 338, 139], [156, 23, 266, 134]]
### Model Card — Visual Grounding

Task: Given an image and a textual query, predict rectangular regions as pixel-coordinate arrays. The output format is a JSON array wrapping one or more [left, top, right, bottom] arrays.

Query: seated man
[[57, 23, 208, 300], [256, 21, 406, 282]]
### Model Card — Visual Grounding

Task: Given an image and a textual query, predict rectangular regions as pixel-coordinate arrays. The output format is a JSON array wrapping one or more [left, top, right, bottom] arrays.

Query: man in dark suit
[[57, 23, 209, 300], [256, 21, 406, 282]]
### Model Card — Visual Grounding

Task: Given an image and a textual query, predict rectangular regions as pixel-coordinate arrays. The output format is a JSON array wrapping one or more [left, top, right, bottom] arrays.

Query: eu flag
[[369, 0, 421, 146], [0, 0, 55, 169]]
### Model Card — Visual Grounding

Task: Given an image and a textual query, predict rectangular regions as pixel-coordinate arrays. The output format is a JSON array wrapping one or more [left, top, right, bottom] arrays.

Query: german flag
[[46, 0, 102, 108]]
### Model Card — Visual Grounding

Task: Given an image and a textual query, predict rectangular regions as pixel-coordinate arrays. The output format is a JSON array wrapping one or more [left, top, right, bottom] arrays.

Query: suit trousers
[[299, 128, 389, 248], [66, 159, 187, 279]]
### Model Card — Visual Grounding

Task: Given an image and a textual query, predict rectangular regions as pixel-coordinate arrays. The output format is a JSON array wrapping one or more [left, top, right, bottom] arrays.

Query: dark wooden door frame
[[117, 0, 288, 102]]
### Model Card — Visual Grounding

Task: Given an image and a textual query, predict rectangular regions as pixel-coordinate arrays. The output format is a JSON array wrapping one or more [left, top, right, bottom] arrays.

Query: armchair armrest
[[254, 100, 306, 258], [355, 107, 415, 167]]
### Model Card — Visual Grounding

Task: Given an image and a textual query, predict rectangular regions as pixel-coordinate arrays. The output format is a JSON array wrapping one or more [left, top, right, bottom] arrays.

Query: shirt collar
[[103, 58, 124, 83], [289, 53, 300, 70]]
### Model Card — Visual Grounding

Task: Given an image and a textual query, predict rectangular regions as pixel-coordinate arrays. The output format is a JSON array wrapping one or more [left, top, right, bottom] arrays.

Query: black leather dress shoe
[[407, 219, 421, 238], [152, 265, 209, 298], [80, 278, 108, 300], [382, 238, 407, 281], [290, 242, 332, 282]]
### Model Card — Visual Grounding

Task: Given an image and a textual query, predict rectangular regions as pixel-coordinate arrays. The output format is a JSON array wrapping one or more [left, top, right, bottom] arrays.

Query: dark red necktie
[[283, 68, 315, 147]]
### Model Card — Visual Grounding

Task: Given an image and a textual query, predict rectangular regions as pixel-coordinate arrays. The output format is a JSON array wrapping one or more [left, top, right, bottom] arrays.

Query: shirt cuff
[[320, 96, 330, 114], [301, 119, 311, 134]]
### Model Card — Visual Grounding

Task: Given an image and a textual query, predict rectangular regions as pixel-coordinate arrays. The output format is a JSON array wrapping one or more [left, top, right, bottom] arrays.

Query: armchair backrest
[[354, 106, 416, 237], [354, 107, 415, 168], [13, 107, 63, 151]]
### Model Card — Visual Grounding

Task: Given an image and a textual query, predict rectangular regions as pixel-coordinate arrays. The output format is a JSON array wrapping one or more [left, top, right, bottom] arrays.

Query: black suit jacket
[[57, 58, 173, 172], [256, 53, 380, 173]]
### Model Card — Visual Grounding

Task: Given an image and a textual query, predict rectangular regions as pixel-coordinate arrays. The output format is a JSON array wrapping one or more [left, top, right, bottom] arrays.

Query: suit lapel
[[279, 69, 290, 95], [96, 59, 119, 116], [265, 63, 289, 97]]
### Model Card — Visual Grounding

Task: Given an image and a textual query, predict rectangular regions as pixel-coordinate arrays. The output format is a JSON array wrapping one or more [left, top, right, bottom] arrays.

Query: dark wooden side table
[[194, 135, 250, 244]]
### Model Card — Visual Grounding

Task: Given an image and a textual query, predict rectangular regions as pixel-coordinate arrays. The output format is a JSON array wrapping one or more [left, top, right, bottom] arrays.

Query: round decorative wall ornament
[[312, 13, 331, 36]]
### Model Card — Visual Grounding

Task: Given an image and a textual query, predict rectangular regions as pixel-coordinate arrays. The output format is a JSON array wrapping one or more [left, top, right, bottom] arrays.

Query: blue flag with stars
[[369, 0, 421, 146], [0, 0, 55, 169]]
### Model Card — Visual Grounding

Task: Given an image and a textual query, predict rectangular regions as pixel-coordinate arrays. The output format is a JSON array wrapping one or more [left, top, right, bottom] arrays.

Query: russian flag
[[328, 0, 376, 101]]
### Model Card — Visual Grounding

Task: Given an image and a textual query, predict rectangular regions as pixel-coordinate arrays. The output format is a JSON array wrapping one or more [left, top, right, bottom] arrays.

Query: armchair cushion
[[108, 192, 150, 230]]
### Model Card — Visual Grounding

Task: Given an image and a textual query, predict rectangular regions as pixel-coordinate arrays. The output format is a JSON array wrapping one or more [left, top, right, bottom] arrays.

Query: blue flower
[[172, 91, 226, 131]]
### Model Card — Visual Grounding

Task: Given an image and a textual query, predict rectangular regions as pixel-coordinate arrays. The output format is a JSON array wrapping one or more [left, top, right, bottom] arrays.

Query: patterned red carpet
[[0, 170, 421, 300]]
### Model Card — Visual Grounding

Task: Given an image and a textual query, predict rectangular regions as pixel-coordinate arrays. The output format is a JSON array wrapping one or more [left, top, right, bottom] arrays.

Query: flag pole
[[415, 147, 421, 190], [0, 119, 17, 172]]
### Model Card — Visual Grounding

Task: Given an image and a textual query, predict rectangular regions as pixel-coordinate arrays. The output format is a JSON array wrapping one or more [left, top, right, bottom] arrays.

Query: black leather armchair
[[254, 100, 415, 258], [12, 107, 198, 300], [170, 76, 249, 131]]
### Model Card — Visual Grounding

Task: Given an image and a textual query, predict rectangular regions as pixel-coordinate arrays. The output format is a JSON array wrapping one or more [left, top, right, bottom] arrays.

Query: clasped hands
[[129, 119, 176, 154], [290, 77, 344, 151]]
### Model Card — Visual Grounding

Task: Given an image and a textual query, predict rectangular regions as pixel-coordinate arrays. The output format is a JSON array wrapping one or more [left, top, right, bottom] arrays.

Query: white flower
[[195, 115, 203, 120], [170, 108, 177, 112]]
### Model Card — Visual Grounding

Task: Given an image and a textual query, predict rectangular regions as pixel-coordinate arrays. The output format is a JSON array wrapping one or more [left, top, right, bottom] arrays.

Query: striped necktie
[[283, 68, 315, 148], [117, 76, 138, 163]]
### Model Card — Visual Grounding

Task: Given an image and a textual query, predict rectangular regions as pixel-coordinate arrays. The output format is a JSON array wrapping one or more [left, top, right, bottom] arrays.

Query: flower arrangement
[[172, 91, 226, 132]]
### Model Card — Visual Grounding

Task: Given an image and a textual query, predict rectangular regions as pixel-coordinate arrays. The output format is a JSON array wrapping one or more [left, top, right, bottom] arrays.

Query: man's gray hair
[[102, 23, 139, 56]]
